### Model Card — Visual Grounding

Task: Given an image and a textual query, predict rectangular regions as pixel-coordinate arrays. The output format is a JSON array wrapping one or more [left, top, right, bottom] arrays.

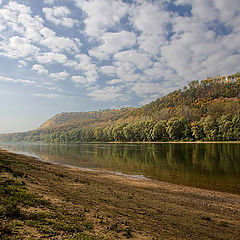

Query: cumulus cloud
[[130, 1, 170, 36], [31, 64, 49, 75], [157, 0, 240, 82], [41, 35, 79, 53], [87, 86, 123, 101], [44, 0, 55, 4], [71, 76, 89, 85], [106, 79, 123, 85], [49, 71, 69, 80], [114, 62, 140, 82], [89, 31, 136, 59], [66, 54, 98, 84], [129, 1, 170, 56], [75, 0, 128, 37], [0, 0, 240, 106], [131, 82, 163, 96], [0, 36, 39, 59], [114, 50, 152, 70], [100, 66, 116, 76], [0, 2, 44, 42], [43, 6, 77, 28], [36, 52, 68, 64]]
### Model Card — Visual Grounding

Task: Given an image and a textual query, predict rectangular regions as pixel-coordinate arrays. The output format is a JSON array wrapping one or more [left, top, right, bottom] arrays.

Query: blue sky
[[0, 0, 240, 133]]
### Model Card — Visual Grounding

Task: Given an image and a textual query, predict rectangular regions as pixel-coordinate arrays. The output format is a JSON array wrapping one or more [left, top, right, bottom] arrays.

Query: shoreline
[[4, 149, 240, 197], [3, 147, 240, 195], [1, 140, 240, 145], [1, 149, 240, 239]]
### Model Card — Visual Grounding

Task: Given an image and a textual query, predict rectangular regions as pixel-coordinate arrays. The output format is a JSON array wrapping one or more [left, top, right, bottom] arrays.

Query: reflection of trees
[[1, 143, 240, 193]]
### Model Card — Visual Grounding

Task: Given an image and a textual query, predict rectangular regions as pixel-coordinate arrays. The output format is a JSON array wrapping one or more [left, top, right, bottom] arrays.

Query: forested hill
[[1, 73, 240, 143], [39, 108, 135, 129]]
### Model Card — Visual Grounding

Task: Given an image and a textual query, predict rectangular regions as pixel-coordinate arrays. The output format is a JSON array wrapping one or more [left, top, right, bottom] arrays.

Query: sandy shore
[[1, 149, 240, 239]]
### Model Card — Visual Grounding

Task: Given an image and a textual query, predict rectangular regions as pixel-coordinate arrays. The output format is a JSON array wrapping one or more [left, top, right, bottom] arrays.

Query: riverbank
[[1, 149, 240, 239]]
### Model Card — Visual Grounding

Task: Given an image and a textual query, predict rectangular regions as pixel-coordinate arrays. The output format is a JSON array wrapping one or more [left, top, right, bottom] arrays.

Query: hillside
[[1, 73, 240, 143], [39, 108, 135, 129]]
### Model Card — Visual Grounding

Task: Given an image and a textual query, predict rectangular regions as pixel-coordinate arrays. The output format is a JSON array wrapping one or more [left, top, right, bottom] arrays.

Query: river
[[0, 142, 240, 194]]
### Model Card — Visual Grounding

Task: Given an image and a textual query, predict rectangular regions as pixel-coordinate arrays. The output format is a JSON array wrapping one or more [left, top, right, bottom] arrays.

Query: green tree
[[166, 117, 188, 140], [151, 120, 168, 141]]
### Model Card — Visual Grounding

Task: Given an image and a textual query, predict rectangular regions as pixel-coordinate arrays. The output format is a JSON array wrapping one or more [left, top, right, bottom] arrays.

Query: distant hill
[[1, 73, 240, 143], [39, 108, 135, 129]]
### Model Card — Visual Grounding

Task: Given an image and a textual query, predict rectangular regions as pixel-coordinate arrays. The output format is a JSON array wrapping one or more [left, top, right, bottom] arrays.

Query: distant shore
[[1, 140, 240, 145], [1, 149, 240, 239], [108, 141, 240, 144]]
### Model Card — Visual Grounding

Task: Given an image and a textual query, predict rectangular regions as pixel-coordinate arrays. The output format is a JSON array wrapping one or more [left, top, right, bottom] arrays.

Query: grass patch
[[0, 153, 102, 240]]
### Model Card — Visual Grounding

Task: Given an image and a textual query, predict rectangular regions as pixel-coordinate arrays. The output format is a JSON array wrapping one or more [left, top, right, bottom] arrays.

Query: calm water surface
[[0, 142, 240, 194]]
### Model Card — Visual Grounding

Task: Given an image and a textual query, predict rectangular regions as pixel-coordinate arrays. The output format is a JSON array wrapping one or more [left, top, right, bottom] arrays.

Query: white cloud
[[88, 49, 109, 61], [0, 2, 44, 42], [17, 60, 28, 68], [90, 31, 136, 59], [0, 36, 39, 59], [75, 0, 128, 37], [39, 27, 56, 39], [36, 52, 68, 64], [49, 71, 69, 80], [129, 1, 169, 56], [106, 79, 123, 85], [44, 0, 55, 4], [131, 82, 163, 96], [17, 14, 44, 42], [66, 54, 98, 84], [0, 0, 240, 108], [34, 93, 61, 98], [75, 54, 92, 69], [43, 6, 77, 28], [114, 50, 152, 69], [157, 0, 240, 83], [5, 1, 31, 15], [71, 76, 89, 85], [100, 66, 116, 76], [213, 0, 240, 23], [0, 75, 34, 85], [87, 86, 123, 101], [144, 60, 179, 82], [41, 35, 79, 53], [137, 34, 166, 56], [191, 0, 218, 23], [114, 62, 140, 82], [31, 64, 49, 75], [130, 1, 170, 36]]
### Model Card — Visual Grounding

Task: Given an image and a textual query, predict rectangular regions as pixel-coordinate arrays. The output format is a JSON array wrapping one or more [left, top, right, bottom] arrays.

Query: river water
[[1, 142, 240, 194]]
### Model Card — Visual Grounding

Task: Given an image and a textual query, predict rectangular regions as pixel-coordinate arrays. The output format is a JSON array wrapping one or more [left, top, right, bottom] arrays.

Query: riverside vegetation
[[0, 73, 240, 143]]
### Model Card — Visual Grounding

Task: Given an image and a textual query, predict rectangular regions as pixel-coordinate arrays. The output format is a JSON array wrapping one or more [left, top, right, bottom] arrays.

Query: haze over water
[[1, 142, 240, 194]]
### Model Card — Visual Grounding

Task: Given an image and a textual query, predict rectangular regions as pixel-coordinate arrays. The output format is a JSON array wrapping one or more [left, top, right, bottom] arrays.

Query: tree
[[200, 116, 218, 141], [166, 117, 188, 140], [191, 121, 205, 140], [151, 120, 168, 141]]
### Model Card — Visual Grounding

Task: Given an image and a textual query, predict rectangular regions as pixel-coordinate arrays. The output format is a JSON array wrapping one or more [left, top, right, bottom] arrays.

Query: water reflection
[[0, 142, 239, 194]]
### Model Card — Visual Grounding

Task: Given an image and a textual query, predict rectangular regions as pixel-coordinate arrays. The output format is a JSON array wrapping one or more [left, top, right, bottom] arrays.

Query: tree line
[[3, 113, 239, 143]]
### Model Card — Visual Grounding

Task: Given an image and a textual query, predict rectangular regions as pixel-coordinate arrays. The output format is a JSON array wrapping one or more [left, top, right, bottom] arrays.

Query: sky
[[0, 0, 240, 133]]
